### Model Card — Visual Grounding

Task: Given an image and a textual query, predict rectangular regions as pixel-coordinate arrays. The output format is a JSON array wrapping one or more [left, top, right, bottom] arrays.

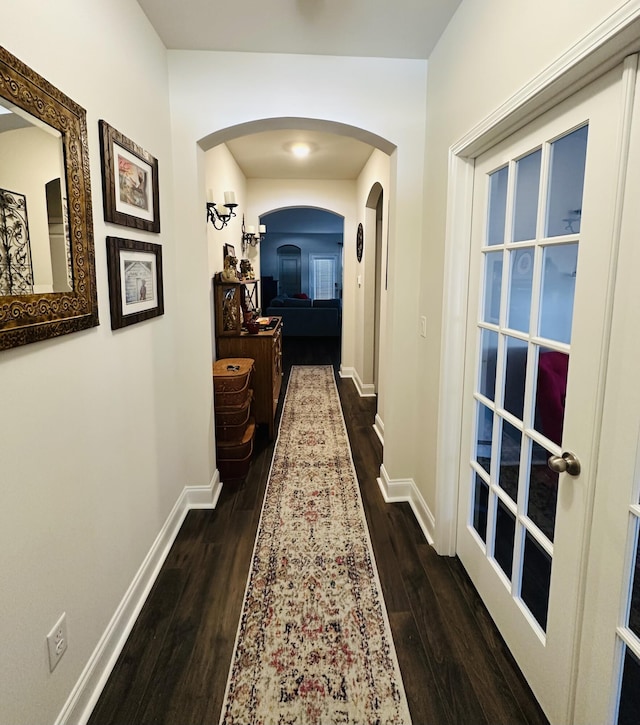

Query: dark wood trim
[[106, 236, 164, 330], [99, 119, 160, 233]]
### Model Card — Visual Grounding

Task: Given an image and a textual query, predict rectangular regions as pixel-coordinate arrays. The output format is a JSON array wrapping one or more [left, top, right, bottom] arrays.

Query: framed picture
[[106, 237, 164, 329], [99, 120, 160, 233], [224, 243, 236, 260]]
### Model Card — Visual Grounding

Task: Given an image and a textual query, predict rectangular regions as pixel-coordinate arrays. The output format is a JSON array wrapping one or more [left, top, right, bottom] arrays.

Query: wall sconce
[[241, 214, 266, 253], [206, 190, 238, 230]]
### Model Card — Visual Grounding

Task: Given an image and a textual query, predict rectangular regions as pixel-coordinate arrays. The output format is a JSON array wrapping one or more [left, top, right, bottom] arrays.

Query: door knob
[[547, 451, 581, 476]]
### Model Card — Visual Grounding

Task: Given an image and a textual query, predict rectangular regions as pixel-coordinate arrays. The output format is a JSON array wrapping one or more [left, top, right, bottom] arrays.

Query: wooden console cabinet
[[216, 317, 283, 439]]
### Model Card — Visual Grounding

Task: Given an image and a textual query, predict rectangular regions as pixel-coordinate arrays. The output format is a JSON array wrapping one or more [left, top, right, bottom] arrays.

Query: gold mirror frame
[[0, 46, 98, 350]]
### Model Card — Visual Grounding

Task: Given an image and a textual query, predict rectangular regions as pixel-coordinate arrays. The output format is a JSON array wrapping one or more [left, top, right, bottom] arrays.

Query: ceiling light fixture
[[290, 142, 311, 158], [284, 140, 316, 159], [206, 189, 238, 230]]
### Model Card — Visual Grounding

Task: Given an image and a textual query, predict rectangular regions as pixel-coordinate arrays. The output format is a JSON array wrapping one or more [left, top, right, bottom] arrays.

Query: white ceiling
[[137, 0, 461, 60], [225, 130, 376, 180], [137, 0, 461, 180]]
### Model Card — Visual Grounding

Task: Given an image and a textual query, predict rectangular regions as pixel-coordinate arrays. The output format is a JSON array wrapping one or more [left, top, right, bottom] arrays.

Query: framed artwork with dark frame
[[99, 120, 160, 233], [106, 236, 164, 329], [223, 243, 236, 260]]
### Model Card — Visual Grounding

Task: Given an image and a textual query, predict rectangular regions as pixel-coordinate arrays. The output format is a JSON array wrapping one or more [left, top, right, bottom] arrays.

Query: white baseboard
[[186, 471, 223, 509], [373, 414, 384, 445], [353, 369, 376, 397], [338, 365, 376, 397], [377, 464, 435, 546], [60, 460, 434, 725], [57, 470, 222, 725]]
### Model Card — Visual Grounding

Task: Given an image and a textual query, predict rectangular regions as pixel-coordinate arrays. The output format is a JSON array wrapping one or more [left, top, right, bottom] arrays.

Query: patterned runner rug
[[219, 366, 412, 725]]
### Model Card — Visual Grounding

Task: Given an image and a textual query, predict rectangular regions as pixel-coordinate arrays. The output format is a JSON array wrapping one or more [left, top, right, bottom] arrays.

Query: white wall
[[414, 0, 630, 532], [0, 2, 182, 723], [205, 143, 247, 280], [167, 50, 429, 485], [204, 144, 247, 360], [355, 150, 391, 417]]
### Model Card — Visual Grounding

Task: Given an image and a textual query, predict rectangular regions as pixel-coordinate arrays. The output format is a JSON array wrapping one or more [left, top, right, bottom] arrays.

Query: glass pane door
[[457, 61, 627, 725], [616, 507, 640, 724], [572, 56, 640, 725], [470, 126, 587, 635]]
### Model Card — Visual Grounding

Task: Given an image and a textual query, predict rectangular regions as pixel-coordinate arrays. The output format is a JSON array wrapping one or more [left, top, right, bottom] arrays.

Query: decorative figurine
[[221, 254, 238, 281], [239, 258, 254, 280]]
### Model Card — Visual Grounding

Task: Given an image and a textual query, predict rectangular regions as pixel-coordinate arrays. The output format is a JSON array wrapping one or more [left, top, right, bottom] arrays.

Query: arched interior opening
[[364, 182, 384, 405], [261, 207, 343, 299], [201, 117, 394, 430], [260, 207, 344, 342], [199, 117, 395, 156]]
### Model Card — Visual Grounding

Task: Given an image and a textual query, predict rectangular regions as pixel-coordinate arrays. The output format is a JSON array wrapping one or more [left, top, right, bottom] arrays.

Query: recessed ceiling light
[[285, 141, 315, 158], [291, 143, 311, 158]]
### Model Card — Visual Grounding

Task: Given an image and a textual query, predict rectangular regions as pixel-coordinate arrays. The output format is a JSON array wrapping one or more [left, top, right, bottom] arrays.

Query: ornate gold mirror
[[0, 46, 98, 349]]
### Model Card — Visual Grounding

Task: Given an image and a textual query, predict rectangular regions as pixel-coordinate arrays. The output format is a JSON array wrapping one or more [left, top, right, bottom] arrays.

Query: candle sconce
[[241, 214, 266, 253], [206, 190, 238, 230]]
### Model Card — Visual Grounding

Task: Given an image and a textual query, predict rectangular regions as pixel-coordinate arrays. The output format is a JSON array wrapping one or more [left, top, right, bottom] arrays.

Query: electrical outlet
[[46, 613, 68, 672], [420, 315, 427, 338]]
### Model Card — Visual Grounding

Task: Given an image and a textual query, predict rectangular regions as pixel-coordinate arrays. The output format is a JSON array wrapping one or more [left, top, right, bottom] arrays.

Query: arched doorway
[[366, 184, 384, 392], [200, 118, 394, 439], [261, 207, 343, 301]]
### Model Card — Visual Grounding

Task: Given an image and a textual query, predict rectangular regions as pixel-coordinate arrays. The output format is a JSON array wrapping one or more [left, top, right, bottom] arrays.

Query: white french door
[[574, 56, 640, 725], [457, 63, 630, 724]]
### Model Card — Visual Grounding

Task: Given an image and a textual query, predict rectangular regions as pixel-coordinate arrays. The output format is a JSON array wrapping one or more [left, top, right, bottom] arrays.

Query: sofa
[[265, 295, 341, 336]]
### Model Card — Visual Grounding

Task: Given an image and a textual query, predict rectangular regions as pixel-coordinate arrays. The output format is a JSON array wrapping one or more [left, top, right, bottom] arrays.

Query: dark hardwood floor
[[88, 336, 548, 725]]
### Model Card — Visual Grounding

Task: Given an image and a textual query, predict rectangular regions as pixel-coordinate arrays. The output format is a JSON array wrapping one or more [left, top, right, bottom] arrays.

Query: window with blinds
[[312, 257, 336, 299]]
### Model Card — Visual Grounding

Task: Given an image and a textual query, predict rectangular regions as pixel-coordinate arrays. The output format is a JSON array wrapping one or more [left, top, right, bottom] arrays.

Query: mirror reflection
[[0, 100, 72, 296]]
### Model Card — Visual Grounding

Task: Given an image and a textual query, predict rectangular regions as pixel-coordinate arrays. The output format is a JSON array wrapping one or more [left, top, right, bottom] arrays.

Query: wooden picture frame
[[99, 120, 160, 233], [106, 237, 164, 329], [224, 243, 236, 260], [0, 46, 99, 350]]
